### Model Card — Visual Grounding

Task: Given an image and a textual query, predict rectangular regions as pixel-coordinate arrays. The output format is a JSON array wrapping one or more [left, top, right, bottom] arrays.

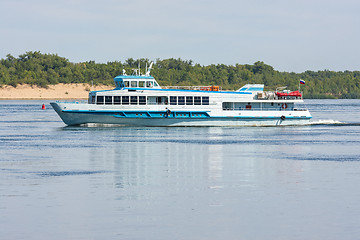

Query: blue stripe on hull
[[62, 110, 211, 118], [57, 113, 311, 126], [61, 110, 311, 120]]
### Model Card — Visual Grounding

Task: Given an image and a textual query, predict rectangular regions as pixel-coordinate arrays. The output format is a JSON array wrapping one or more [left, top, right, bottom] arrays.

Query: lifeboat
[[276, 90, 302, 98], [200, 86, 220, 91]]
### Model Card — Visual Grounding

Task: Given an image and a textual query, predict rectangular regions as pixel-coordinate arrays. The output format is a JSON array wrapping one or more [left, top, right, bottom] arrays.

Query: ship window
[[139, 96, 146, 105], [202, 97, 209, 105], [186, 96, 193, 105], [91, 95, 95, 104], [97, 96, 104, 105], [170, 96, 177, 105], [146, 81, 154, 88], [131, 96, 138, 105], [154, 82, 158, 87], [139, 81, 145, 87], [114, 96, 121, 105], [105, 96, 112, 105], [194, 96, 201, 105], [131, 81, 137, 87], [124, 81, 129, 87], [122, 96, 129, 105], [178, 96, 185, 105], [223, 102, 232, 110]]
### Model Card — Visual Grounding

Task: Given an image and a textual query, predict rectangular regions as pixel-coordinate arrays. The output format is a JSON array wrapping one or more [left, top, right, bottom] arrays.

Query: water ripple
[[37, 170, 108, 177]]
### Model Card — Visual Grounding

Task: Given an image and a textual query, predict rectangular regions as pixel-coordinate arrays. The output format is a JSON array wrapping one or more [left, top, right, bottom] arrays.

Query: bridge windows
[[119, 78, 160, 89], [146, 81, 154, 87], [139, 81, 145, 87], [131, 81, 138, 87]]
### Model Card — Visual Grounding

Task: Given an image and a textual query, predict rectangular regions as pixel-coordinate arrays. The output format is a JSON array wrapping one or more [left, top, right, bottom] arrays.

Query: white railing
[[162, 86, 222, 91], [56, 100, 87, 104], [257, 91, 304, 100]]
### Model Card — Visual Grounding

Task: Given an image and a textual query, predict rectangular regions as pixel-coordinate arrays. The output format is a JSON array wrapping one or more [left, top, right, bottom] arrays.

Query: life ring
[[282, 103, 288, 109]]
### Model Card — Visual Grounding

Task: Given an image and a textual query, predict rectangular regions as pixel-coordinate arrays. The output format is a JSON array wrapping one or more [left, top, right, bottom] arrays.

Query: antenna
[[146, 62, 154, 76]]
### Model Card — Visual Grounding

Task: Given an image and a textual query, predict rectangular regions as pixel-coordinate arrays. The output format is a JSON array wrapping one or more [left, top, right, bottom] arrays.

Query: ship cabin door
[[148, 96, 169, 105], [156, 97, 162, 104]]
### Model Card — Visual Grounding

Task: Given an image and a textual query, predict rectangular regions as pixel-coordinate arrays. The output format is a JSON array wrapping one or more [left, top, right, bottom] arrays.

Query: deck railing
[[162, 86, 222, 91], [258, 91, 304, 100], [222, 107, 308, 111]]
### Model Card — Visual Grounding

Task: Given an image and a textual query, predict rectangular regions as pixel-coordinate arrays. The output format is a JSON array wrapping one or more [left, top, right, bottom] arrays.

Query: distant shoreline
[[0, 84, 112, 100]]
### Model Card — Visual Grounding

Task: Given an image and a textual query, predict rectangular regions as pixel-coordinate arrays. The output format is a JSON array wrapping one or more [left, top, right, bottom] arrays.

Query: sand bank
[[0, 84, 112, 100]]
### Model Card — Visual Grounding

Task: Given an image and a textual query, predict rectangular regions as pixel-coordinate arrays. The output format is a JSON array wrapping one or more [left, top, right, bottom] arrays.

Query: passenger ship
[[51, 64, 312, 126]]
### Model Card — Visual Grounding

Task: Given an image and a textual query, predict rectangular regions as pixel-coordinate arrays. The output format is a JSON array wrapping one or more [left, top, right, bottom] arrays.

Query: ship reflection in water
[[86, 126, 310, 203]]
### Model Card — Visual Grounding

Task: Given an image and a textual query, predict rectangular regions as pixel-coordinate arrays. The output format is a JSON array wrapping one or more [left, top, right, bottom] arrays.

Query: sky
[[1, 0, 360, 72]]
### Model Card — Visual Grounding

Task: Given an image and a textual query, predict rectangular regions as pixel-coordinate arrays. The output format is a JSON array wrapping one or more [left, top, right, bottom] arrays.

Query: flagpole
[[299, 79, 305, 94]]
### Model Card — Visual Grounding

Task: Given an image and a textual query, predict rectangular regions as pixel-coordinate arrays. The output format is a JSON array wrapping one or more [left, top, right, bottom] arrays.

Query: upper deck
[[90, 64, 303, 103], [93, 75, 303, 102]]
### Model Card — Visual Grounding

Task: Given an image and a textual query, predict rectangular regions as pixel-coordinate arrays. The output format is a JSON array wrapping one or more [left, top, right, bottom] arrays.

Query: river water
[[0, 99, 360, 240]]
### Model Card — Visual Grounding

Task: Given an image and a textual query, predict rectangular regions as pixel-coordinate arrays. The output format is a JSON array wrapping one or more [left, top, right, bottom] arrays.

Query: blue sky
[[1, 0, 359, 72]]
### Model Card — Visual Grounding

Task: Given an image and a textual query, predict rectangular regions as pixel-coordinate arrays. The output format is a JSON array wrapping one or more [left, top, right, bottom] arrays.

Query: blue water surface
[[0, 99, 360, 240]]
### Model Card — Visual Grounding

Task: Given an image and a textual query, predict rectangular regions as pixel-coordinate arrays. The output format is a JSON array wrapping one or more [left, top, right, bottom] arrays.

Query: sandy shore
[[0, 83, 113, 100]]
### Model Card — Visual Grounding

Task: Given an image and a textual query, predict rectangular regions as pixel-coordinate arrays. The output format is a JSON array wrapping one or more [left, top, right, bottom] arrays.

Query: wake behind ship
[[51, 63, 312, 126]]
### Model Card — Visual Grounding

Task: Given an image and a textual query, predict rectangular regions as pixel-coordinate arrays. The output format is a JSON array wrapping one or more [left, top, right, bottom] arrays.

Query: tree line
[[1, 51, 360, 98]]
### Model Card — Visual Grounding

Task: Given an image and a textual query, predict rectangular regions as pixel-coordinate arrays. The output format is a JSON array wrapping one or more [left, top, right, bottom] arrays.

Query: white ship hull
[[51, 102, 311, 127]]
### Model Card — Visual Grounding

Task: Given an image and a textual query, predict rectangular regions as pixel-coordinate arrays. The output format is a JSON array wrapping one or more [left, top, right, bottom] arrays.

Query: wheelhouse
[[114, 75, 161, 90]]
